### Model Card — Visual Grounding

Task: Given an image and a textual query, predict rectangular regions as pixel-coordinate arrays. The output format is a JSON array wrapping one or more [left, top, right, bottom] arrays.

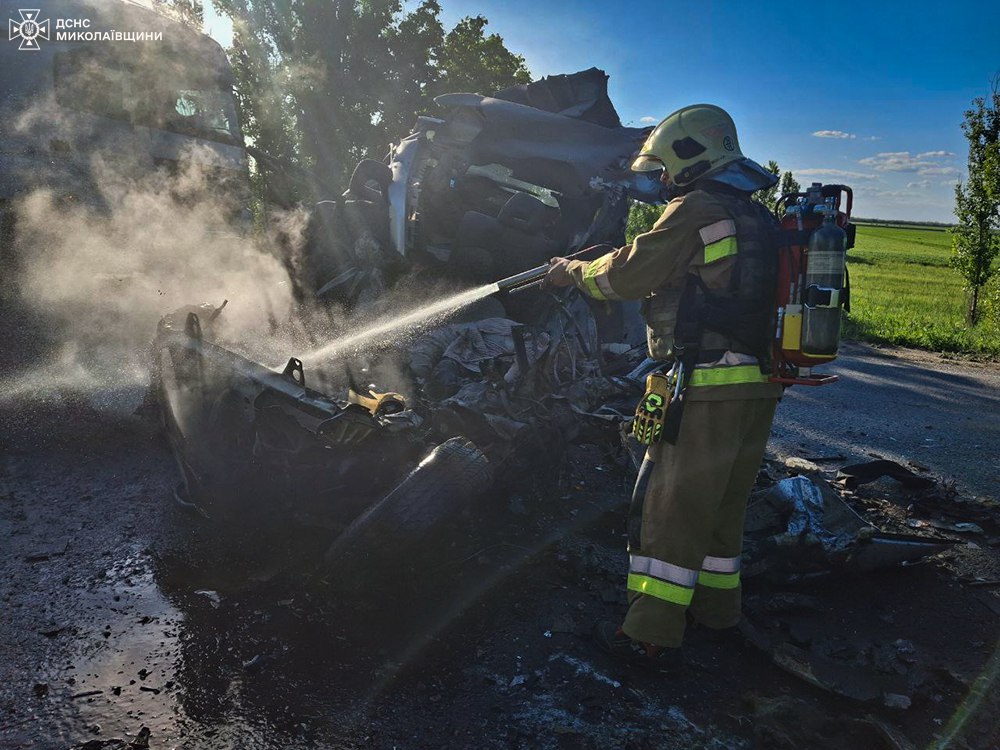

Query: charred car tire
[[323, 437, 492, 591]]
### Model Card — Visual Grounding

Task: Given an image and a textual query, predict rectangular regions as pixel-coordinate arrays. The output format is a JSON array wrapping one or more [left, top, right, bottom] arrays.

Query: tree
[[382, 0, 445, 143], [779, 171, 800, 197], [952, 79, 1000, 324], [432, 16, 530, 97], [753, 160, 781, 209], [213, 1, 530, 205], [625, 201, 661, 243], [158, 0, 204, 27]]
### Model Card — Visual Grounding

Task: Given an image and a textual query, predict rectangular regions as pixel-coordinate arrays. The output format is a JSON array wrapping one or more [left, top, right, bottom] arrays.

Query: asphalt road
[[1, 340, 998, 749], [770, 342, 1000, 502]]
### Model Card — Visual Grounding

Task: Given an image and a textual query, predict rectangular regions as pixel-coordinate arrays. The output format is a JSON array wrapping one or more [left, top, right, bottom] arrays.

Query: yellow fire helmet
[[631, 104, 745, 188]]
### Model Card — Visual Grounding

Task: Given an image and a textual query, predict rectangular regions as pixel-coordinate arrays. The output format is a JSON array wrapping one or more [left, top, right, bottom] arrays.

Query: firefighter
[[546, 104, 783, 665]]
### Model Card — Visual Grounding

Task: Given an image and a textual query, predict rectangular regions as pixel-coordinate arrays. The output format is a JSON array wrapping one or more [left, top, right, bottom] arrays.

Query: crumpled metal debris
[[410, 318, 550, 385], [739, 613, 931, 712], [774, 476, 859, 553], [410, 304, 635, 456], [743, 475, 953, 581], [836, 459, 936, 490]]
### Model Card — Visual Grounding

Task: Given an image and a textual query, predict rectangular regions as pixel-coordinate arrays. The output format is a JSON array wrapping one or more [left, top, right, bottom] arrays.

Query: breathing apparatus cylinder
[[801, 200, 847, 355]]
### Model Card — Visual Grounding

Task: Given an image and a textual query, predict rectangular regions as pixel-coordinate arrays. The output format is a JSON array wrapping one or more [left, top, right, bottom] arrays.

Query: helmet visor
[[630, 153, 665, 172]]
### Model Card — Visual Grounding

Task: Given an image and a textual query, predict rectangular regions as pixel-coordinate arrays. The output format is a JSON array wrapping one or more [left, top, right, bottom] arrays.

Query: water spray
[[299, 245, 612, 364], [299, 283, 501, 363]]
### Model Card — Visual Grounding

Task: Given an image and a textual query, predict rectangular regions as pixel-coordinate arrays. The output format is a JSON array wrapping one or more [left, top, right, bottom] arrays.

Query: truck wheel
[[324, 437, 492, 590]]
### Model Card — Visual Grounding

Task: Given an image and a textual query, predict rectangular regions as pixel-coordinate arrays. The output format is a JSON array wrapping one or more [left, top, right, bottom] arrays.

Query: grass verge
[[845, 225, 1000, 359]]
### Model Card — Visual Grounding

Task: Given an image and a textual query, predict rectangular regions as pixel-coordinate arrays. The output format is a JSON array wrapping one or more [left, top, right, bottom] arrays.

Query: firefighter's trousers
[[622, 397, 778, 648]]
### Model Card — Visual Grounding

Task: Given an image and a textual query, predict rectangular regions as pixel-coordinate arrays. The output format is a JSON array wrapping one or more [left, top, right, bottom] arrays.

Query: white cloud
[[859, 150, 959, 173], [812, 130, 856, 139], [859, 152, 933, 172], [640, 116, 657, 124], [794, 168, 880, 181], [906, 180, 931, 189], [862, 187, 924, 201], [917, 165, 961, 177], [851, 188, 957, 222]]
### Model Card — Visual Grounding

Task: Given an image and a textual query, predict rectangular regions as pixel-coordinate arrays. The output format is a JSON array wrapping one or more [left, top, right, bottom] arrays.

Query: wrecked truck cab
[[385, 90, 658, 272], [305, 68, 661, 323]]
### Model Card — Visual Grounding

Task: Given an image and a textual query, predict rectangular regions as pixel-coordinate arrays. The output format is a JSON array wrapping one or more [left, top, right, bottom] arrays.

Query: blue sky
[[206, 0, 1000, 222]]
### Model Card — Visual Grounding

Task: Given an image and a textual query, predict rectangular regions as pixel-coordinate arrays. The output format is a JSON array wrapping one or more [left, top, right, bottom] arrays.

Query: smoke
[[4, 143, 304, 410], [0, 33, 486, 412]]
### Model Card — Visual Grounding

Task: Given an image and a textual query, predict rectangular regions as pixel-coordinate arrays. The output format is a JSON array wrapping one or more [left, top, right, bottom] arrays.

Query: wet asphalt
[[1, 342, 998, 748]]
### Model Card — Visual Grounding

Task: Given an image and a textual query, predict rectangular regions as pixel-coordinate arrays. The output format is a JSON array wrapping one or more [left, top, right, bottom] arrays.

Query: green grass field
[[845, 224, 1000, 358]]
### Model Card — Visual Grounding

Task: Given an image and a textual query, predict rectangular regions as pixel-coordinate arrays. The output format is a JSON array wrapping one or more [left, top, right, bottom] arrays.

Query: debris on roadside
[[550, 614, 576, 634], [835, 460, 937, 491], [743, 475, 953, 581], [24, 541, 70, 563], [907, 518, 983, 535], [783, 457, 826, 474], [70, 690, 104, 700], [739, 617, 925, 708]]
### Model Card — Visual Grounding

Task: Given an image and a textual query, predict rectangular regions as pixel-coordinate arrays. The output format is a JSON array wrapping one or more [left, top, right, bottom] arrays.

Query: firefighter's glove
[[544, 257, 574, 289], [633, 372, 672, 445]]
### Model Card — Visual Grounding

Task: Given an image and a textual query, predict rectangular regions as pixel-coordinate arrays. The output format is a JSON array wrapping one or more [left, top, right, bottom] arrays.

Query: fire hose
[[494, 244, 614, 295]]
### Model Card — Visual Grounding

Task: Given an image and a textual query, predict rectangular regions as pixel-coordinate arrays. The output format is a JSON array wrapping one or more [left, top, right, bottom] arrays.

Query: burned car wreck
[[152, 70, 952, 589], [154, 70, 656, 573]]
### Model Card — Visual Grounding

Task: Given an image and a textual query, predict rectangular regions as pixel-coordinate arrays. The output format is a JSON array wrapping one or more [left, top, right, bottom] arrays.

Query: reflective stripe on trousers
[[698, 555, 741, 589], [626, 444, 744, 607], [628, 554, 699, 605], [627, 553, 742, 603]]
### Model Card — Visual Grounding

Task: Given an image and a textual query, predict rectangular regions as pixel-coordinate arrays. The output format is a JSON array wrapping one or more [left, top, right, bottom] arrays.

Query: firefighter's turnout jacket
[[565, 187, 781, 647]]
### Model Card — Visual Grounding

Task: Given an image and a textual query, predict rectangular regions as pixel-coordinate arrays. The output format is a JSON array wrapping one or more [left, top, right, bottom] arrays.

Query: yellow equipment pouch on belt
[[633, 371, 672, 445]]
